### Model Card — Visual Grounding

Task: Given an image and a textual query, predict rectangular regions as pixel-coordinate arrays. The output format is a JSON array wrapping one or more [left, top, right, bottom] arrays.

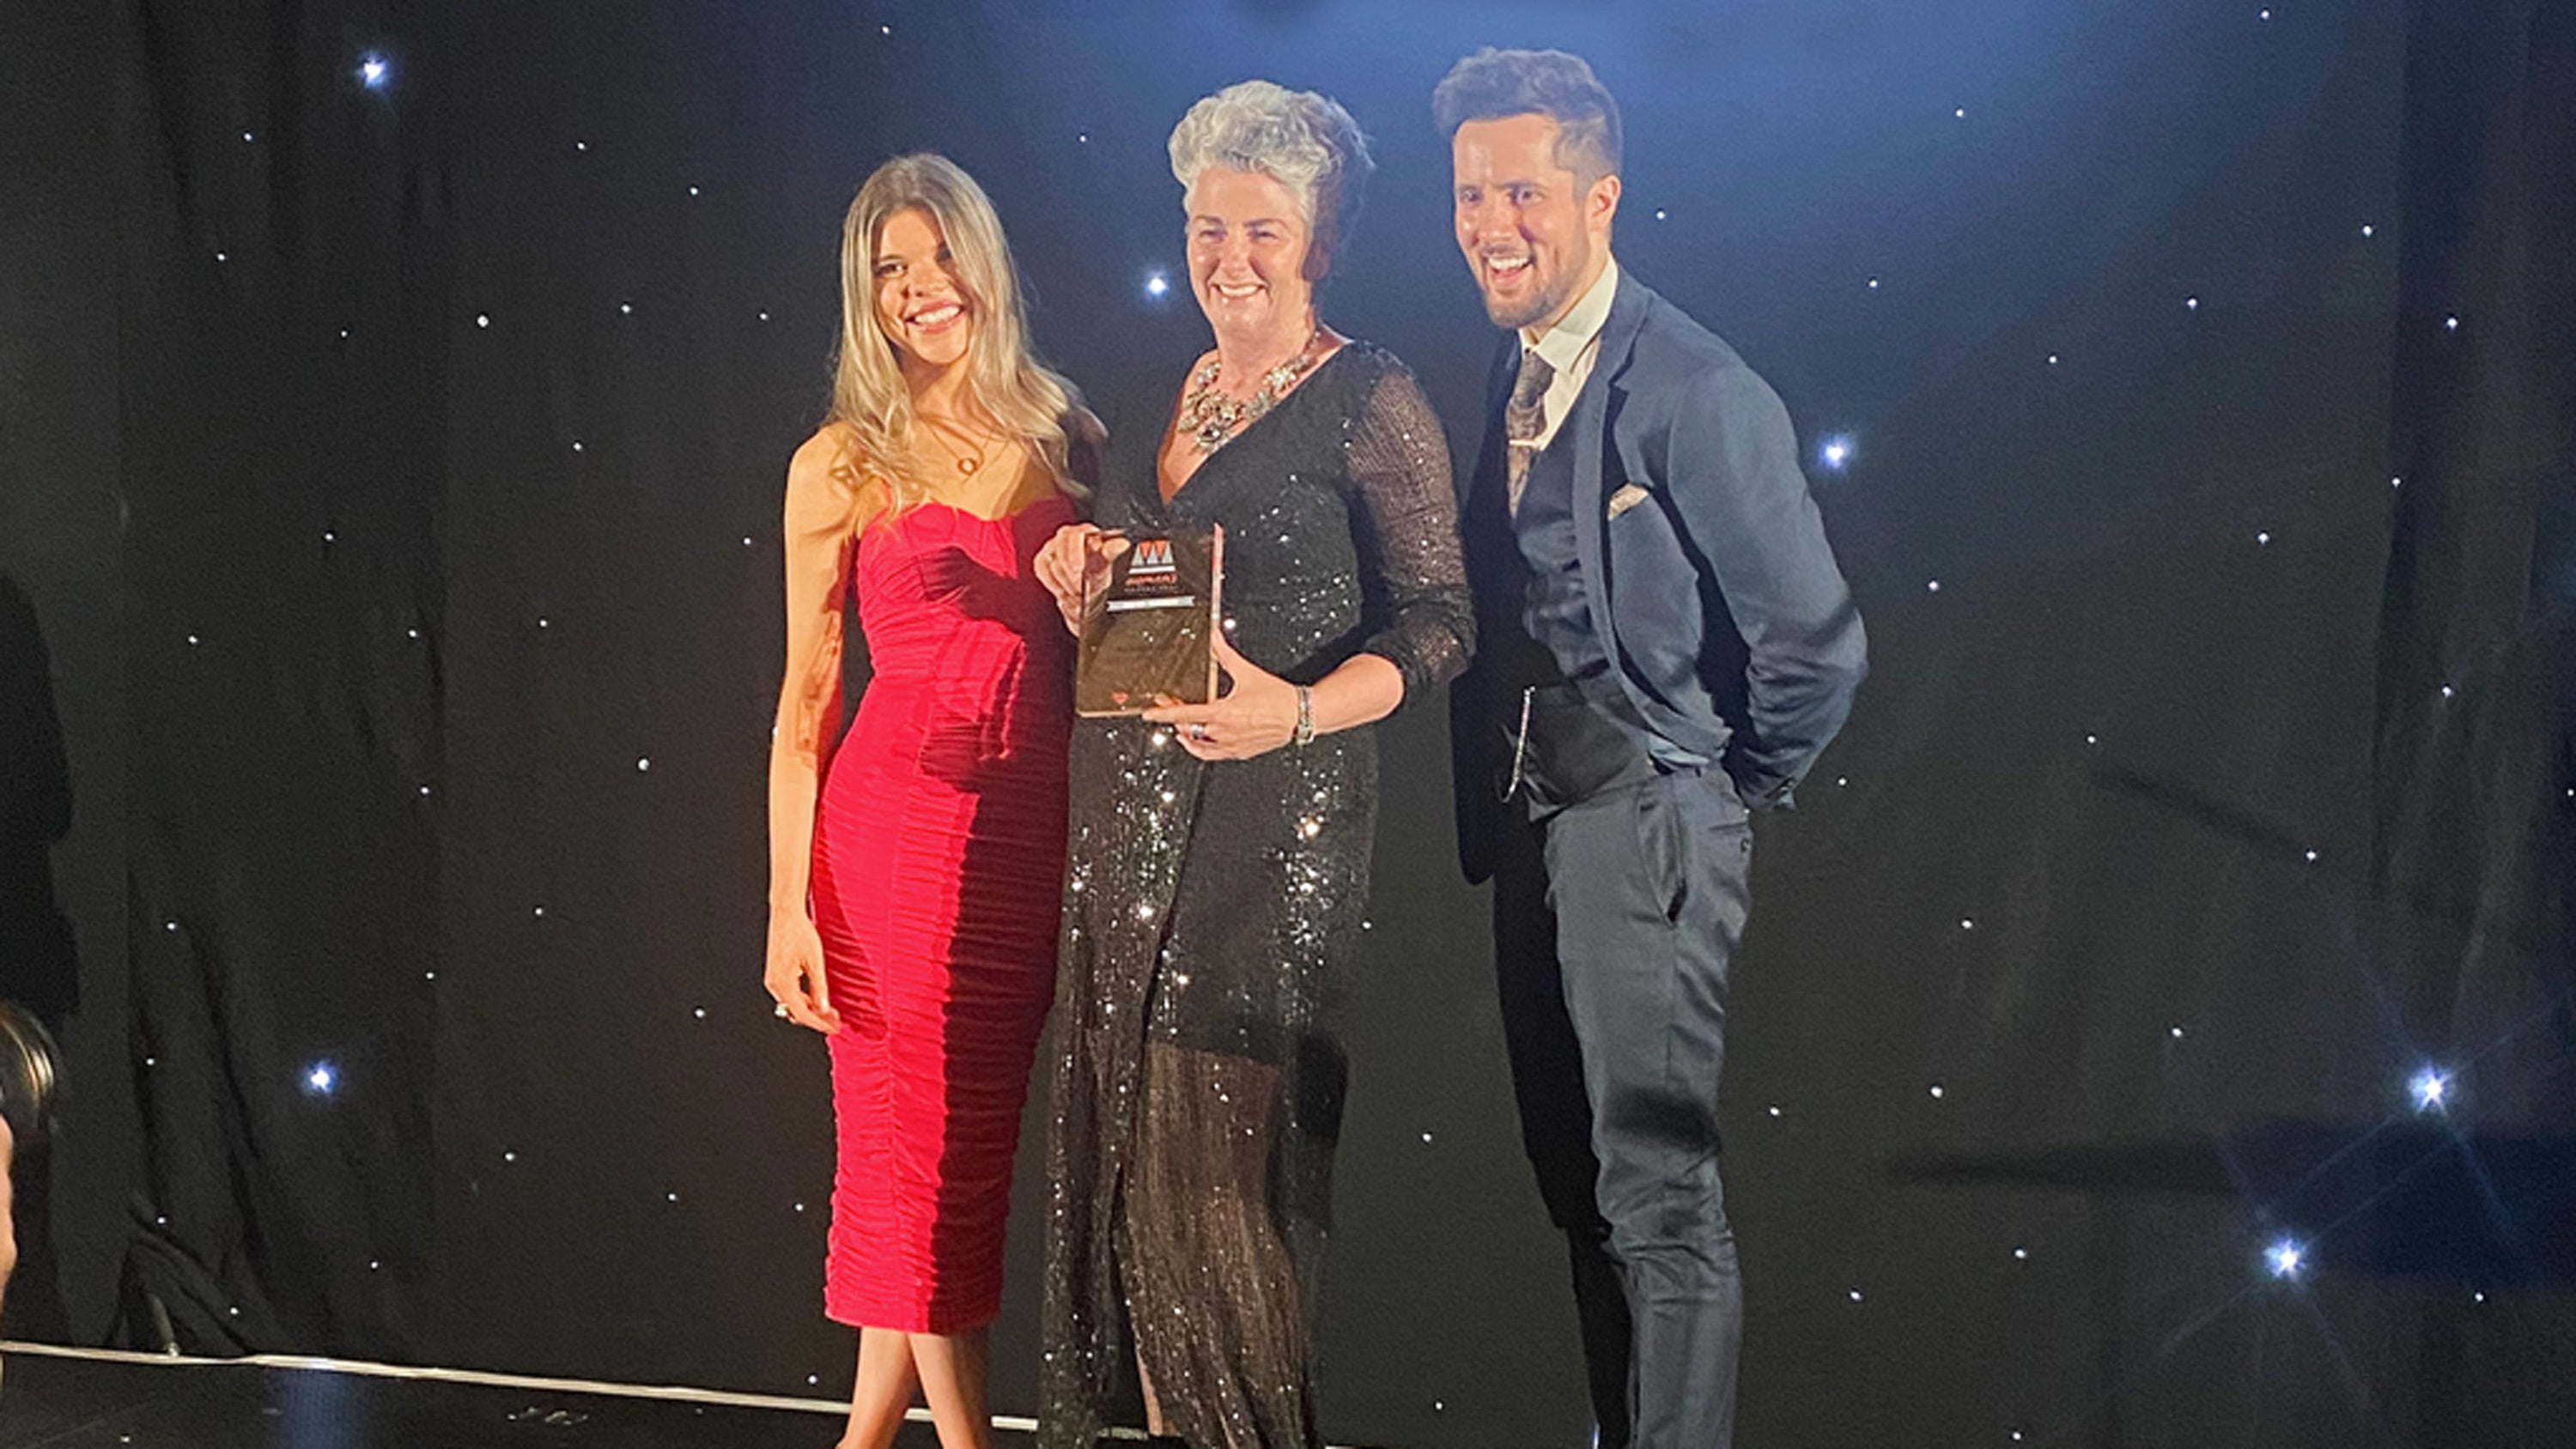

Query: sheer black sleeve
[[1341, 358, 1475, 706]]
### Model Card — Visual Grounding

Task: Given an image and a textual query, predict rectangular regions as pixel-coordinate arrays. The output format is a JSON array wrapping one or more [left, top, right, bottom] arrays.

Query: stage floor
[[0, 1346, 1049, 1448]]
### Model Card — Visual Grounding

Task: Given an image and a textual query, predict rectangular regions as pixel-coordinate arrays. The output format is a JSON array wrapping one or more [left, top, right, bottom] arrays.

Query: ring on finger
[[774, 1002, 791, 1019], [1188, 722, 1210, 742]]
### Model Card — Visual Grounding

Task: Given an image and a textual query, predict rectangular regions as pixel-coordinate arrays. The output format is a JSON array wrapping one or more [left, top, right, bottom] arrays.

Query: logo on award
[[1129, 538, 1177, 577], [1076, 526, 1222, 718]]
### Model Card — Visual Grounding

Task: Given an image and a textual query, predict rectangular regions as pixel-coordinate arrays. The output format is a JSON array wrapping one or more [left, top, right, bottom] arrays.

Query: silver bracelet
[[1292, 684, 1315, 747]]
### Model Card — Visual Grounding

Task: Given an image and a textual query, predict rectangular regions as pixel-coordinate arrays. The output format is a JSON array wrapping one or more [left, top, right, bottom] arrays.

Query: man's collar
[[1520, 254, 1621, 370]]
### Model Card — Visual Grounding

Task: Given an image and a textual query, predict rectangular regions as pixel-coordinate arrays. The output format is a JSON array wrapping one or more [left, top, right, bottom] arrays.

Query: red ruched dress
[[809, 495, 1073, 1332]]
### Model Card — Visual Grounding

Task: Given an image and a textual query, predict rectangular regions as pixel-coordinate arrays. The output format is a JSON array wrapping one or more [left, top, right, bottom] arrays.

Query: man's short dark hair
[[1432, 47, 1623, 182]]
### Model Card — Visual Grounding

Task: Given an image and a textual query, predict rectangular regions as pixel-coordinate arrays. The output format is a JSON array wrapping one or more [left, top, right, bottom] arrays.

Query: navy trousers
[[1493, 765, 1751, 1449]]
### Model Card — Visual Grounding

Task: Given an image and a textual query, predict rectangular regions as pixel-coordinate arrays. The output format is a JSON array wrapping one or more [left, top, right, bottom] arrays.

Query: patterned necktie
[[1504, 349, 1555, 518]]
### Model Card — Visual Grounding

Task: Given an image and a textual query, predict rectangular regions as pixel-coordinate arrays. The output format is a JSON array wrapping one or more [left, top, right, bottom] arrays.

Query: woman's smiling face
[[872, 205, 975, 371], [1184, 166, 1316, 345]]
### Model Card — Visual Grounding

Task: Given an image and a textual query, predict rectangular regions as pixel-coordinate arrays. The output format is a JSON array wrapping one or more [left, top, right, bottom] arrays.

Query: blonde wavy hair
[[829, 154, 1076, 527]]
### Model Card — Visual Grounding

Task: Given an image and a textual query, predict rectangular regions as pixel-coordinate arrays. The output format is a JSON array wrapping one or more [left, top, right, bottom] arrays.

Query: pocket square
[[1606, 484, 1652, 519]]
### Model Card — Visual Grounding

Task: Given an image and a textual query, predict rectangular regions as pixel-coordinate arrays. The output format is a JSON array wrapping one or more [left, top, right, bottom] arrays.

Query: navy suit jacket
[[1451, 268, 1868, 883]]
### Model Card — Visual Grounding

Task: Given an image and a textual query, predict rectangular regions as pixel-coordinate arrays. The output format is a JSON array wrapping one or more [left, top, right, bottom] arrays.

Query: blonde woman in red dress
[[764, 153, 1100, 1449]]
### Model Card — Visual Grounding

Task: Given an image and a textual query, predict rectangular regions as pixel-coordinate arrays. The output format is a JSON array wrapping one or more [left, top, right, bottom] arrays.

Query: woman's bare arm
[[766, 431, 856, 916]]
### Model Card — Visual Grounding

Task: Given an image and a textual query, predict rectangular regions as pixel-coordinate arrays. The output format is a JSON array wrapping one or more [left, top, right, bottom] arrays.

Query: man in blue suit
[[1437, 48, 1867, 1449]]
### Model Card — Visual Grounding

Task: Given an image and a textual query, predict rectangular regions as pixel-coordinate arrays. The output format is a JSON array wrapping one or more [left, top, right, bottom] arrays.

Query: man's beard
[[1479, 246, 1583, 330], [1485, 294, 1554, 330]]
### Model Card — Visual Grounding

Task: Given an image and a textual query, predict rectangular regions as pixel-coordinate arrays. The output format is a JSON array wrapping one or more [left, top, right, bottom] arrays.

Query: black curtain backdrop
[[111, 0, 450, 1359], [4, 0, 2567, 1445], [1, 0, 127, 1350]]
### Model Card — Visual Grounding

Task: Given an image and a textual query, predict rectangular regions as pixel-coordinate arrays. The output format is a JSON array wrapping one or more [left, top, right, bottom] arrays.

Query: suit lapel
[[1459, 336, 1522, 596], [1569, 270, 1654, 664], [1466, 335, 1517, 509]]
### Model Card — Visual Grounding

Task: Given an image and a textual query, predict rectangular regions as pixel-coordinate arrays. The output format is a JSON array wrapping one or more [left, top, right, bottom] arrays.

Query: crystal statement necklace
[[1182, 325, 1327, 455]]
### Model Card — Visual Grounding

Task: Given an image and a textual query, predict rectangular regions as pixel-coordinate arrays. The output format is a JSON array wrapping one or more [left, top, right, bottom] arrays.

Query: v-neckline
[[1153, 343, 1352, 510]]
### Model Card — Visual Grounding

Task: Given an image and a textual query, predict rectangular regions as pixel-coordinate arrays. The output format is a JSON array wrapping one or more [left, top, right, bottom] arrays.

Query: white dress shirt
[[1514, 256, 1622, 456]]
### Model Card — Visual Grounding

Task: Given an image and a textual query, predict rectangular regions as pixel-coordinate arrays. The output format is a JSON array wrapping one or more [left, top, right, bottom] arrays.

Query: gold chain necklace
[[1182, 326, 1327, 455], [916, 411, 1000, 475]]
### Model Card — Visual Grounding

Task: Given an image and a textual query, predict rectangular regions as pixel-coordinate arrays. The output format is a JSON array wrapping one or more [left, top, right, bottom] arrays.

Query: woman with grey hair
[[1032, 81, 1473, 1449]]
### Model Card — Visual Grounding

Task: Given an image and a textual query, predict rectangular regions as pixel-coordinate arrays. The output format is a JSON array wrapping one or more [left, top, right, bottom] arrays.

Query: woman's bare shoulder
[[790, 422, 861, 483], [786, 425, 878, 540], [793, 423, 877, 508]]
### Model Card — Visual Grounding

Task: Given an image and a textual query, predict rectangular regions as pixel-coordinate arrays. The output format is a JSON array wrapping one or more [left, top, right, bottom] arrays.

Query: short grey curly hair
[[1168, 80, 1375, 264]]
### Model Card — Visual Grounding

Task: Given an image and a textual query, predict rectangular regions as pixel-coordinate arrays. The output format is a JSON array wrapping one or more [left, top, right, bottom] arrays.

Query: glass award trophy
[[1074, 525, 1224, 717]]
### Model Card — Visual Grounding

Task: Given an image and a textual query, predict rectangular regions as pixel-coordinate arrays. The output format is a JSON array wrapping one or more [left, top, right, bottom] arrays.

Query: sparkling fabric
[[1039, 345, 1473, 1449]]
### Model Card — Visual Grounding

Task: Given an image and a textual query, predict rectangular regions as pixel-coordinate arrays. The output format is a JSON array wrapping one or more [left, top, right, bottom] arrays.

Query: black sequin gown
[[1039, 344, 1473, 1449]]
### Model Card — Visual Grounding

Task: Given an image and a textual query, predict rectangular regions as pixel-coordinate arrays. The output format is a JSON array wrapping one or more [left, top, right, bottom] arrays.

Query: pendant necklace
[[919, 412, 999, 475]]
